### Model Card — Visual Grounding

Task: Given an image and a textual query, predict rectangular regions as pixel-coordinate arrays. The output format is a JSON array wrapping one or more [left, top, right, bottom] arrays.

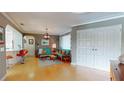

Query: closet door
[[94, 25, 121, 71], [92, 27, 111, 71], [92, 29, 107, 71], [77, 25, 121, 71], [77, 29, 95, 68]]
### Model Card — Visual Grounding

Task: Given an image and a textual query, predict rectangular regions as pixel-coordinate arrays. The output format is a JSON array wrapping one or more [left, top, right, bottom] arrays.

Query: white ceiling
[[3, 12, 124, 35]]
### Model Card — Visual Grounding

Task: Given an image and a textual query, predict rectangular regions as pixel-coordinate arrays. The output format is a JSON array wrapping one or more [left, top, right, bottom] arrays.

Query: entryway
[[24, 35, 35, 56]]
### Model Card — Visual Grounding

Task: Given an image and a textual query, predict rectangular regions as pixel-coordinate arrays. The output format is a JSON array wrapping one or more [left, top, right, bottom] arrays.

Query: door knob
[[95, 49, 98, 51], [92, 49, 98, 51], [92, 49, 94, 51]]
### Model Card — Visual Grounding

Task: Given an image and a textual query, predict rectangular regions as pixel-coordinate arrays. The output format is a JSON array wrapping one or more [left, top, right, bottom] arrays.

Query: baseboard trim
[[71, 63, 77, 65], [1, 74, 6, 81]]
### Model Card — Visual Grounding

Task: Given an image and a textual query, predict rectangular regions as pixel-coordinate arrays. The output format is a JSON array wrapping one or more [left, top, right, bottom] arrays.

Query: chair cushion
[[42, 50, 46, 55], [62, 51, 65, 55], [65, 50, 70, 55], [57, 53, 63, 57], [43, 48, 52, 55]]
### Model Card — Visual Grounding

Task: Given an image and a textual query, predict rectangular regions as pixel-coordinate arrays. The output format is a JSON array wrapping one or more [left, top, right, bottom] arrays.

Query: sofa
[[38, 48, 71, 62], [38, 48, 52, 59]]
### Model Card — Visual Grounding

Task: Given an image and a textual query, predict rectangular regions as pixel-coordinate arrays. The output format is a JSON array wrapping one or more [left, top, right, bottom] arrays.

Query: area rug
[[38, 59, 63, 67]]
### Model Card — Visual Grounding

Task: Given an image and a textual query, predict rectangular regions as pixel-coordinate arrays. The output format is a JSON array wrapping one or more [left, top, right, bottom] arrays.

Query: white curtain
[[59, 34, 71, 49]]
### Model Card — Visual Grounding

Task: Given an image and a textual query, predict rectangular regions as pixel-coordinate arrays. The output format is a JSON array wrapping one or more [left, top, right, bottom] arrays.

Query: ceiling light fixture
[[43, 25, 50, 39]]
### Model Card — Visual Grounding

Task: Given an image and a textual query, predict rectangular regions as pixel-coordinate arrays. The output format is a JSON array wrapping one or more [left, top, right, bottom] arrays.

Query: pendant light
[[43, 25, 50, 39]]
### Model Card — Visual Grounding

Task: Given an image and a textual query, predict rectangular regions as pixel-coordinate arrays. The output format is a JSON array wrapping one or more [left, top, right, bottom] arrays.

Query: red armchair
[[17, 50, 28, 64]]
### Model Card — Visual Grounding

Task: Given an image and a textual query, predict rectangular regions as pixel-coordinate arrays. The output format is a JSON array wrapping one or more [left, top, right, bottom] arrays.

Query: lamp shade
[[52, 43, 56, 48], [43, 33, 50, 39]]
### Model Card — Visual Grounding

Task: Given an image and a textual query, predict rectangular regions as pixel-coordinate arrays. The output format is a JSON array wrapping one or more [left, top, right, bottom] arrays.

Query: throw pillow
[[42, 50, 46, 55], [62, 51, 65, 55], [39, 49, 43, 54]]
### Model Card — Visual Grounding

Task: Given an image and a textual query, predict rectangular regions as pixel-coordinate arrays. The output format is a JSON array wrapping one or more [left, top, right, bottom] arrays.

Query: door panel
[[94, 26, 121, 71], [77, 29, 95, 68]]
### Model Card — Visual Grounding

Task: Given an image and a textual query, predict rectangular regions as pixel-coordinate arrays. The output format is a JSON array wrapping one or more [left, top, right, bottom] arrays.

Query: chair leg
[[61, 57, 63, 61], [21, 56, 24, 64]]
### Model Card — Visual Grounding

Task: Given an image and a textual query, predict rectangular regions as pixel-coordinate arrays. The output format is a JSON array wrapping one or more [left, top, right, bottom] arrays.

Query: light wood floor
[[5, 57, 110, 81]]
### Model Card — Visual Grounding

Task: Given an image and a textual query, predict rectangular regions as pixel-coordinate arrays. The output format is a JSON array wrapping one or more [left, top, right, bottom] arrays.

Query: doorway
[[24, 35, 35, 56]]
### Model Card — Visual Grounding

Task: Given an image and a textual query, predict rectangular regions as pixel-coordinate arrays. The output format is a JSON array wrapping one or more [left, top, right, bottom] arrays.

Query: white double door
[[77, 25, 121, 71]]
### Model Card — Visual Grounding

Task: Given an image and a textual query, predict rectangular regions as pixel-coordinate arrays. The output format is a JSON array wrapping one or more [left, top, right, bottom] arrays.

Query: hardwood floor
[[5, 57, 110, 81]]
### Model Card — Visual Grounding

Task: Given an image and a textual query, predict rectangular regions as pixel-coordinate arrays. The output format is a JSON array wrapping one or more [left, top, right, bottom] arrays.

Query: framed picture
[[29, 39, 34, 45], [0, 26, 4, 44], [41, 39, 49, 46]]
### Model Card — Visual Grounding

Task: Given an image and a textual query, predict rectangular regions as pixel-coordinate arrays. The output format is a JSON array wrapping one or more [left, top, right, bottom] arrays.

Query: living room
[[0, 12, 73, 81], [1, 12, 124, 81]]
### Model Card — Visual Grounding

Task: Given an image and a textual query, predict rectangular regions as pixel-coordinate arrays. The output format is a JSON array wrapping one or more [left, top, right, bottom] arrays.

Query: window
[[59, 34, 71, 50], [6, 25, 22, 51]]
